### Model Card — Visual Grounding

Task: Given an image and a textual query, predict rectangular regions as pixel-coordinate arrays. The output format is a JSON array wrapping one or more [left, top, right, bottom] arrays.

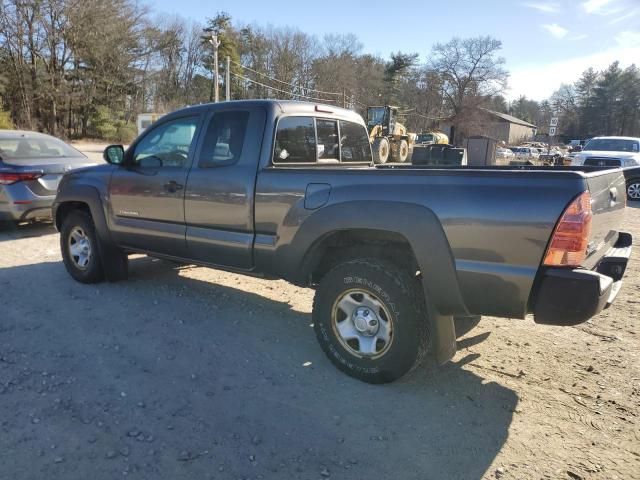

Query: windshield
[[417, 134, 434, 142], [584, 138, 639, 153], [367, 107, 387, 127], [0, 135, 85, 161]]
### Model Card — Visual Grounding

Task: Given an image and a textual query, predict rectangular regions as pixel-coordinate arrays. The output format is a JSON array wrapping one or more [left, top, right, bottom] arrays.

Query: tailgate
[[583, 168, 627, 268]]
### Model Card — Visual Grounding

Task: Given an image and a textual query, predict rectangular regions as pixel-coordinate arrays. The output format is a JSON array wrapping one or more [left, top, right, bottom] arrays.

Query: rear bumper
[[533, 232, 632, 326], [0, 184, 55, 222]]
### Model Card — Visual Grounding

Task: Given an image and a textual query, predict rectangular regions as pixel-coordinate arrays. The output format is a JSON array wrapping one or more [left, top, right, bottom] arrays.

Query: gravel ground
[[0, 192, 638, 478]]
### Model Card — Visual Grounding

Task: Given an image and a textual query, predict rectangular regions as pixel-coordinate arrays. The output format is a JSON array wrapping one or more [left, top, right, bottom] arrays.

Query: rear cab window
[[273, 116, 372, 166]]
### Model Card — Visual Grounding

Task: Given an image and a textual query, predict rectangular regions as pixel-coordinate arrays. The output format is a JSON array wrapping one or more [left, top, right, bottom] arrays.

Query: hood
[[581, 150, 640, 159]]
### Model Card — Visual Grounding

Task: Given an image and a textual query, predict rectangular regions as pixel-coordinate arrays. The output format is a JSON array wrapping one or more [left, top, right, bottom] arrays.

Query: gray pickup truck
[[53, 100, 632, 383]]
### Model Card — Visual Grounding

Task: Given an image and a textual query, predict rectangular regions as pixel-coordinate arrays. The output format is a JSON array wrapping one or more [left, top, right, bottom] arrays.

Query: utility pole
[[226, 56, 231, 102], [203, 28, 220, 102]]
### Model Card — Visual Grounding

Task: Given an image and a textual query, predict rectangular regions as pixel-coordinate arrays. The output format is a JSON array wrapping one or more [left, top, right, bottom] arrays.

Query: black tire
[[312, 258, 430, 384], [60, 210, 105, 283], [391, 139, 410, 163], [372, 137, 390, 164], [454, 315, 481, 337], [627, 179, 640, 202]]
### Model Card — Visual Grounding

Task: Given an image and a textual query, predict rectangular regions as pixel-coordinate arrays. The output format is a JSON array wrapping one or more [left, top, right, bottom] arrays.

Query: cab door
[[108, 114, 202, 257], [184, 106, 266, 269]]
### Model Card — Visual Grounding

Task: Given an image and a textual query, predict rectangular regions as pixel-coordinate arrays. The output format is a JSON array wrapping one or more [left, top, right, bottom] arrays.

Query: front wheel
[[372, 137, 390, 164], [60, 210, 105, 283], [312, 258, 430, 383], [627, 179, 640, 201]]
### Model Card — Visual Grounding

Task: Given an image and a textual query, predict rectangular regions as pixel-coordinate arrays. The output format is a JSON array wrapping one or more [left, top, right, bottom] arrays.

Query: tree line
[[0, 0, 637, 143], [508, 62, 640, 140]]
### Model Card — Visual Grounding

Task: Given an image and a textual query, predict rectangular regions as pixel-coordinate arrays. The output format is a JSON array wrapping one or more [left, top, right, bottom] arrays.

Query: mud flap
[[430, 308, 457, 364], [96, 236, 128, 282]]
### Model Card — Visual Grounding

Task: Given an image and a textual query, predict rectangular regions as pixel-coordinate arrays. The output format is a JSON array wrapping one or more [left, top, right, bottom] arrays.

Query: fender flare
[[54, 184, 113, 246], [278, 200, 468, 317]]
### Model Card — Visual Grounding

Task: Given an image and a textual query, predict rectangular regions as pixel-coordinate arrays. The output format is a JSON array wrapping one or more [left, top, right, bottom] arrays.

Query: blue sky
[[152, 0, 640, 101]]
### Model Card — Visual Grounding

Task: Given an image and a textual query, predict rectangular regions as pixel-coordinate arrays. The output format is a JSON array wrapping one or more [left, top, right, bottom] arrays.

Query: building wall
[[437, 118, 537, 145], [508, 123, 537, 144], [483, 122, 510, 143]]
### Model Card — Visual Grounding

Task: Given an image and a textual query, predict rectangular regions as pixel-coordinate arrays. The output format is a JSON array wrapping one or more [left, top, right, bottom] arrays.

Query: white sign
[[550, 117, 559, 127], [549, 126, 557, 136]]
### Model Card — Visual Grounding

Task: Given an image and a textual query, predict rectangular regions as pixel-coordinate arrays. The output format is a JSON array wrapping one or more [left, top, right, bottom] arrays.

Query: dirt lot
[[0, 198, 638, 480]]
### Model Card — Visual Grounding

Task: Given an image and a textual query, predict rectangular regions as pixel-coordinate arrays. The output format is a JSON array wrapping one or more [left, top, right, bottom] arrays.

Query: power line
[[230, 59, 342, 97], [231, 71, 339, 104]]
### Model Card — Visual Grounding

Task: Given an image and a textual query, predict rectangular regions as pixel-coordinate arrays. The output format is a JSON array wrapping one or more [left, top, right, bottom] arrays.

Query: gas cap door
[[304, 183, 331, 210]]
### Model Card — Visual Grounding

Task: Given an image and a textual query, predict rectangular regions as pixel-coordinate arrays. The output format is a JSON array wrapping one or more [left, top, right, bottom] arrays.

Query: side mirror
[[103, 145, 125, 165]]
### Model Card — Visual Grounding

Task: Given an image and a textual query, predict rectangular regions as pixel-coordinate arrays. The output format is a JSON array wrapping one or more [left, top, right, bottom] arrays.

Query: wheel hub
[[68, 227, 92, 270], [331, 289, 393, 358], [352, 307, 379, 336]]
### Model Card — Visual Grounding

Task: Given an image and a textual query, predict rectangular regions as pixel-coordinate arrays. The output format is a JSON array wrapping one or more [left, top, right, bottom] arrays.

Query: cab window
[[133, 116, 199, 167], [340, 121, 372, 163], [316, 119, 339, 161], [273, 117, 316, 163], [198, 111, 249, 167]]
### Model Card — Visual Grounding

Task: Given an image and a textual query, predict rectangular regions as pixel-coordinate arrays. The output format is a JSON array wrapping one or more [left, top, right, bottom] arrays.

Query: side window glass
[[133, 116, 198, 168], [339, 121, 373, 163], [199, 111, 249, 167], [316, 119, 339, 161], [273, 117, 316, 164]]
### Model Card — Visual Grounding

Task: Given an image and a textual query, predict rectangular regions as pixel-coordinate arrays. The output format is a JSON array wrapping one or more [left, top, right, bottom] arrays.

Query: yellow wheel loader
[[367, 106, 416, 164]]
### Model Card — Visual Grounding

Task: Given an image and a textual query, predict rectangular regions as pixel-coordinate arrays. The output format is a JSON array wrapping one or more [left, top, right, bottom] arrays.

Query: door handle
[[164, 181, 183, 193]]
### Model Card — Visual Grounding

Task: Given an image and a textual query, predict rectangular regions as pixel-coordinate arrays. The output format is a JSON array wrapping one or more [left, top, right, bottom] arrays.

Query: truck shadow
[[0, 221, 56, 242], [0, 257, 517, 480]]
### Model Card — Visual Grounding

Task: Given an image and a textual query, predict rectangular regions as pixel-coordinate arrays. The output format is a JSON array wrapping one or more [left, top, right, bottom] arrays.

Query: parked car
[[415, 132, 448, 145], [53, 100, 632, 384], [495, 147, 514, 164], [509, 146, 540, 162], [571, 136, 640, 167], [623, 166, 640, 201], [0, 130, 97, 224]]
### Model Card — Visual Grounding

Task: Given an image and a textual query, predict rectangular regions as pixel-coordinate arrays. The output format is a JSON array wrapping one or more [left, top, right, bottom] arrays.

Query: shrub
[[90, 106, 136, 143], [0, 110, 14, 129], [114, 121, 137, 143]]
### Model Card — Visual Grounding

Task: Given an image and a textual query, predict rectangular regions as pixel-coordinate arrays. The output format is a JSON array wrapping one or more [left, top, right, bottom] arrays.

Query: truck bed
[[256, 164, 627, 319]]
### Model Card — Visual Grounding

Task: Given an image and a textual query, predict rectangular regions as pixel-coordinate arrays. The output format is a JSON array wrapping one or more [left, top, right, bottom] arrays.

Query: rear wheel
[[391, 139, 410, 163], [627, 179, 640, 201], [312, 258, 430, 384], [372, 137, 390, 164], [60, 210, 104, 283]]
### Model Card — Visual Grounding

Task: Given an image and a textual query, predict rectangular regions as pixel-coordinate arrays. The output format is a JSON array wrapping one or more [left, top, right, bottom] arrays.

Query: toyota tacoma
[[53, 100, 632, 383]]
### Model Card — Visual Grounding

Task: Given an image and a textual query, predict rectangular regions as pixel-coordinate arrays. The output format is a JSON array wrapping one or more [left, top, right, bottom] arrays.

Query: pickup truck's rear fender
[[257, 200, 469, 316]]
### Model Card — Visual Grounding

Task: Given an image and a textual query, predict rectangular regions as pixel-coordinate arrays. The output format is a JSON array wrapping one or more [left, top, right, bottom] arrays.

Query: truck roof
[[164, 99, 365, 126]]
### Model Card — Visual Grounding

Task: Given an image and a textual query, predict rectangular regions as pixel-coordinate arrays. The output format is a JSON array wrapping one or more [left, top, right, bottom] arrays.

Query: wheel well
[[305, 229, 419, 285], [55, 201, 91, 230]]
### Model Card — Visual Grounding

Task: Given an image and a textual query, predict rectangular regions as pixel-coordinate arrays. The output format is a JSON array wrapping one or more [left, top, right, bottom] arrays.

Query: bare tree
[[431, 36, 508, 113]]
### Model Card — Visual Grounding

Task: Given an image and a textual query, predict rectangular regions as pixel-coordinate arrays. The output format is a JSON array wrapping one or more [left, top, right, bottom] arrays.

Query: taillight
[[543, 191, 592, 267], [0, 171, 43, 185]]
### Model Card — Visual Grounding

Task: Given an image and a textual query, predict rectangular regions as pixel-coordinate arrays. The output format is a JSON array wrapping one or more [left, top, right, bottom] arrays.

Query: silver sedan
[[0, 130, 97, 224]]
